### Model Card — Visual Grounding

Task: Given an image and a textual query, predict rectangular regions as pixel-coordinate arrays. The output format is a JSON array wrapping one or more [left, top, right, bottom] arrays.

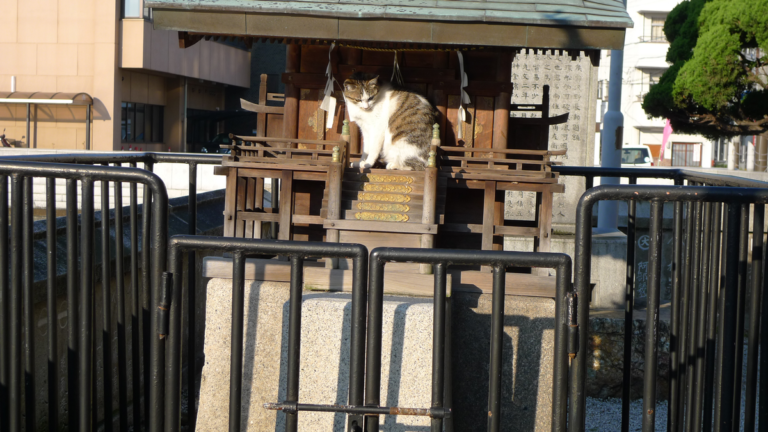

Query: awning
[[0, 92, 94, 150], [0, 92, 93, 105]]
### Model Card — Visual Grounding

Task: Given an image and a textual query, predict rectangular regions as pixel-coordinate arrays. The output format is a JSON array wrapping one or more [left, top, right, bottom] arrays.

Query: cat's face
[[343, 75, 380, 111]]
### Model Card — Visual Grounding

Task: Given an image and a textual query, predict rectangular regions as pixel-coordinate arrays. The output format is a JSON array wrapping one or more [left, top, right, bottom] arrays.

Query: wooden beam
[[278, 170, 293, 240], [324, 219, 438, 235], [283, 44, 300, 139], [240, 98, 284, 115]]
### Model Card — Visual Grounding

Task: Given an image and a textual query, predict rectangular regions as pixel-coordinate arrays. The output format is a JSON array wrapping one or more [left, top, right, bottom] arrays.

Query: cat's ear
[[343, 79, 357, 92], [367, 76, 380, 86]]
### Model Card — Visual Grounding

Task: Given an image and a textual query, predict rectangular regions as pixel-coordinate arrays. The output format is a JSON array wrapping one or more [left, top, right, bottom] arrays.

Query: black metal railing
[[0, 160, 168, 432], [570, 184, 768, 432], [363, 248, 572, 432], [165, 236, 369, 432], [164, 237, 573, 432]]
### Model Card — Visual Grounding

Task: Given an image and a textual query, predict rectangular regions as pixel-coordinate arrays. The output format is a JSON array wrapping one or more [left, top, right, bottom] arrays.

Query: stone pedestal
[[196, 278, 557, 431]]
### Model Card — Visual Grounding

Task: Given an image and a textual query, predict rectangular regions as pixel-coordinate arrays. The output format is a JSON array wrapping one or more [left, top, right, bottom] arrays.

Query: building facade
[[595, 0, 717, 168], [0, 0, 250, 152]]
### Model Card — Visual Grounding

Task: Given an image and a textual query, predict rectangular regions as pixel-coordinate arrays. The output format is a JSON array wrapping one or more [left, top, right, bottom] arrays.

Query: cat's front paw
[[358, 161, 372, 169], [385, 162, 397, 170]]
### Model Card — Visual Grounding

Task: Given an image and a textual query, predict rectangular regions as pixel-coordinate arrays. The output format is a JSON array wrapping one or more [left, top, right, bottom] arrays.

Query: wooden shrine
[[214, 45, 566, 280], [149, 0, 632, 294]]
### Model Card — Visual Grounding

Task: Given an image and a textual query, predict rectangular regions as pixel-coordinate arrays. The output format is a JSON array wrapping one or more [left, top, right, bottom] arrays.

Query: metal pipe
[[22, 177, 35, 432], [85, 104, 91, 151], [703, 203, 723, 432], [46, 178, 59, 431], [129, 162, 142, 428], [431, 263, 447, 432], [285, 255, 305, 432], [642, 200, 663, 432], [744, 204, 764, 431], [621, 177, 637, 432], [79, 179, 95, 432], [142, 161, 153, 426], [26, 103, 30, 149], [66, 179, 79, 431], [713, 203, 740, 432], [488, 264, 505, 432], [228, 252, 246, 432], [730, 204, 749, 431], [114, 173, 129, 432], [9, 175, 21, 431], [691, 202, 713, 432], [678, 201, 694, 426], [669, 192, 683, 432], [444, 295, 454, 432], [0, 176, 7, 432], [760, 206, 768, 432], [165, 249, 184, 432], [187, 162, 198, 430], [100, 175, 113, 432], [685, 201, 703, 432], [347, 250, 369, 432], [149, 162, 169, 432], [366, 250, 385, 432]]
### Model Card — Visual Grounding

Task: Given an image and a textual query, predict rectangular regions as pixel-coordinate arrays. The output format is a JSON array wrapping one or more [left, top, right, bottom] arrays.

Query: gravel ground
[[585, 344, 760, 431]]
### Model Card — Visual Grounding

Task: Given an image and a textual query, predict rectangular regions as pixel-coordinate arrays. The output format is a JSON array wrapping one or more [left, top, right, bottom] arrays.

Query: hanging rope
[[456, 51, 471, 140], [391, 51, 405, 86], [319, 42, 339, 129]]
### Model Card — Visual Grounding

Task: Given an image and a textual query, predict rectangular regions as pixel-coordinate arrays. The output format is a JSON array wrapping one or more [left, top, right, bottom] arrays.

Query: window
[[648, 70, 664, 87], [123, 0, 150, 18], [671, 143, 702, 167], [621, 148, 651, 165], [650, 17, 666, 42], [121, 103, 164, 143]]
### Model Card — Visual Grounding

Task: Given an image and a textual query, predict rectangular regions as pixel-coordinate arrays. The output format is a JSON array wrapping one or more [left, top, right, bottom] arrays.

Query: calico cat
[[342, 74, 436, 171]]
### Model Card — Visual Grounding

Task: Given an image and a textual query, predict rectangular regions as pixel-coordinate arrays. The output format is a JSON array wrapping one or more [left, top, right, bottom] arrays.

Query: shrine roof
[[146, 0, 632, 29]]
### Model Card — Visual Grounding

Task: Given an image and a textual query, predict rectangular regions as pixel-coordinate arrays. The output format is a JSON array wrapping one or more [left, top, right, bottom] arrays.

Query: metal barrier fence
[[571, 184, 768, 432], [0, 152, 221, 432], [164, 237, 572, 432], [0, 160, 168, 432], [166, 236, 368, 432]]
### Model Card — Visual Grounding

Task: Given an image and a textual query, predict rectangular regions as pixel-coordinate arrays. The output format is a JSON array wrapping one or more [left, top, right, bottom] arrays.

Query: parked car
[[620, 145, 654, 167], [199, 133, 232, 154]]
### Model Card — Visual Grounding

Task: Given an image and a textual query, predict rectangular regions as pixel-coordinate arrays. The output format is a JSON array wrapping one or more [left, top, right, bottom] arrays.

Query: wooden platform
[[203, 257, 557, 298]]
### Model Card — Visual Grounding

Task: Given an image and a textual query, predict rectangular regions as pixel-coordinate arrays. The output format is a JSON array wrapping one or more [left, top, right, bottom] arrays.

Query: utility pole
[[596, 47, 624, 233]]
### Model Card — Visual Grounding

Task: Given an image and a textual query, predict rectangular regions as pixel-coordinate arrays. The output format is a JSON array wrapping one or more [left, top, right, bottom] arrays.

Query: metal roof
[[0, 92, 93, 105], [146, 0, 633, 28]]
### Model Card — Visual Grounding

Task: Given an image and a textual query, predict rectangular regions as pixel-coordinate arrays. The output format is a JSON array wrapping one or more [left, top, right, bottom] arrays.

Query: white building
[[595, 0, 725, 168]]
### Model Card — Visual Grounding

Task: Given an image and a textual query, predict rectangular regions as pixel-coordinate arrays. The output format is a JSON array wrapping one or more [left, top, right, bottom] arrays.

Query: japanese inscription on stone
[[505, 49, 594, 224]]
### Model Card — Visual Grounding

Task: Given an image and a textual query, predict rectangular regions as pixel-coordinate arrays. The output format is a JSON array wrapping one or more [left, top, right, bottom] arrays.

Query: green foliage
[[642, 0, 768, 137]]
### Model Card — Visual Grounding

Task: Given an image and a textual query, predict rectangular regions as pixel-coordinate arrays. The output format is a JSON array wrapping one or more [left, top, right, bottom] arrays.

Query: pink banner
[[659, 119, 673, 162]]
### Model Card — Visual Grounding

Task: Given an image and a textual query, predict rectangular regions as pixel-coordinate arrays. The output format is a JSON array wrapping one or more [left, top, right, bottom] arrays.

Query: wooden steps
[[322, 167, 444, 229]]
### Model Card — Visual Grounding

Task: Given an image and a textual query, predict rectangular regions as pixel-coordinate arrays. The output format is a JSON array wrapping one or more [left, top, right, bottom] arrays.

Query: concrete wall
[[0, 0, 121, 151], [0, 1, 250, 152], [120, 19, 250, 88]]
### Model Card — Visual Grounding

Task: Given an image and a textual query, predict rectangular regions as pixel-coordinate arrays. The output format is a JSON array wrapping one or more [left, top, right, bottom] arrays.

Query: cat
[[342, 74, 436, 171]]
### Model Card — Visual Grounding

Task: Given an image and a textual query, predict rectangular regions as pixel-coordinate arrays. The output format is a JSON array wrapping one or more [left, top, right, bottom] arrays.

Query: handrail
[[0, 151, 223, 165], [552, 166, 768, 188]]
